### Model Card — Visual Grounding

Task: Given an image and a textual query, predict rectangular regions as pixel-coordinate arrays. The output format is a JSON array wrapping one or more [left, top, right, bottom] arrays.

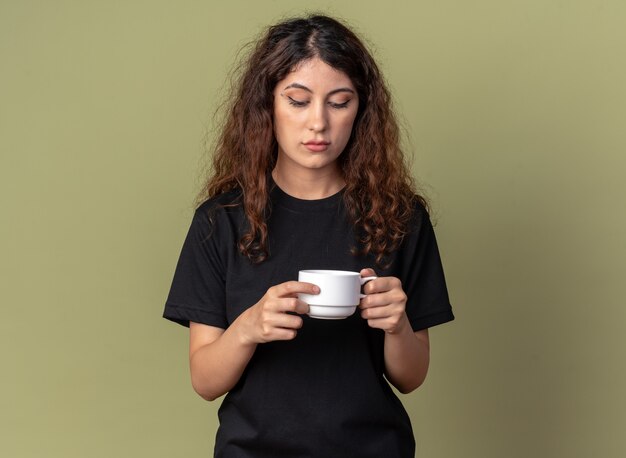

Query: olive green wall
[[2, 1, 625, 457]]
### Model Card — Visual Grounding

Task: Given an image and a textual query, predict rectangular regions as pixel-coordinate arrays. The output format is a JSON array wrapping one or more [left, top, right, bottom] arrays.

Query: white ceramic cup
[[298, 270, 377, 319]]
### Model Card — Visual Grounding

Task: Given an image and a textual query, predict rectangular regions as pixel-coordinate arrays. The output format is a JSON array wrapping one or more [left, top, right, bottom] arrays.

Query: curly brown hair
[[197, 14, 428, 267]]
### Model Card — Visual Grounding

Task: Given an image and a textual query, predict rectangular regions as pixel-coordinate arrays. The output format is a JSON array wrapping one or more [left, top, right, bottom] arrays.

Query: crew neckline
[[270, 180, 344, 213]]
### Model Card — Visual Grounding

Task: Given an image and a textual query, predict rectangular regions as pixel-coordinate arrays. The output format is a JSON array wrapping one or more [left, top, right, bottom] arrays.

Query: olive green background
[[1, 1, 625, 457]]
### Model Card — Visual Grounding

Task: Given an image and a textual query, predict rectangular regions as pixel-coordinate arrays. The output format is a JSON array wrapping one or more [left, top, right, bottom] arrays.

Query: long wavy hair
[[197, 14, 428, 267]]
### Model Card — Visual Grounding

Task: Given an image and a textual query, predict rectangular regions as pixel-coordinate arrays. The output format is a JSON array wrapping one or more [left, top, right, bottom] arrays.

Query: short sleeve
[[162, 204, 229, 329], [397, 204, 455, 331]]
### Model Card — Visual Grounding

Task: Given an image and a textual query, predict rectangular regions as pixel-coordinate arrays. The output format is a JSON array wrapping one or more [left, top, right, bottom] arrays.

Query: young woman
[[164, 14, 454, 457]]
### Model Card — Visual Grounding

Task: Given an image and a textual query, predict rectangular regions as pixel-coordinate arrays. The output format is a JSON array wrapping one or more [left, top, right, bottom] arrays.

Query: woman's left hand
[[358, 268, 411, 334]]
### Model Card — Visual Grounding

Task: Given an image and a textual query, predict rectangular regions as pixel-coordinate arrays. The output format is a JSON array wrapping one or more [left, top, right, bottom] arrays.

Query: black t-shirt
[[163, 184, 454, 458]]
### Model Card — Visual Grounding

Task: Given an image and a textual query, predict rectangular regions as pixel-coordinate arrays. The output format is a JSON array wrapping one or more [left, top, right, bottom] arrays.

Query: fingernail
[[313, 286, 320, 293]]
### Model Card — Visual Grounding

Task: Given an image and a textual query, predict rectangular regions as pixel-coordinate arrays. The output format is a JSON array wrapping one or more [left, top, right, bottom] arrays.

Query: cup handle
[[359, 276, 377, 299]]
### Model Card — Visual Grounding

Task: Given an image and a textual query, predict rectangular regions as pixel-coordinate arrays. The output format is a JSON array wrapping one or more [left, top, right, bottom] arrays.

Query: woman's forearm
[[190, 316, 257, 401], [383, 319, 430, 394]]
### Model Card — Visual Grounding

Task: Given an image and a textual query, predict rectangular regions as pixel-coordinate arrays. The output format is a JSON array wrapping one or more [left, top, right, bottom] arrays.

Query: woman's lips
[[303, 141, 330, 152]]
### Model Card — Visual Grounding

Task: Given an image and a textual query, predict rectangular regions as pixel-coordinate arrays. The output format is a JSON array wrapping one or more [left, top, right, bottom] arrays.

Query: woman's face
[[272, 57, 359, 177]]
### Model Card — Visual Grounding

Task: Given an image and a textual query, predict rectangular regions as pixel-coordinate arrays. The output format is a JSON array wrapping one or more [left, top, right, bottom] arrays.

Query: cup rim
[[299, 269, 359, 276]]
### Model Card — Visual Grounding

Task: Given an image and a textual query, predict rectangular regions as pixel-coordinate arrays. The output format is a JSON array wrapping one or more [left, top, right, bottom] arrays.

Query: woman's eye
[[287, 97, 308, 107], [285, 96, 351, 109], [329, 100, 350, 109]]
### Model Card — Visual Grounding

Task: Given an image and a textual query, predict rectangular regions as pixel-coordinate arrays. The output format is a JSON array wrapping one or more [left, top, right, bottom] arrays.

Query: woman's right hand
[[189, 281, 318, 401], [237, 281, 319, 344]]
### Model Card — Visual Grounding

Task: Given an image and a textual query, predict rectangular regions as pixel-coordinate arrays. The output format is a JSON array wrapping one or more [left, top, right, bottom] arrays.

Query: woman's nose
[[307, 103, 328, 132]]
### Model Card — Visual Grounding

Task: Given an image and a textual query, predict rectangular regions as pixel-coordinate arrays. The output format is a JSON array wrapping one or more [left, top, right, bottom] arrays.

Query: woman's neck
[[271, 166, 345, 200]]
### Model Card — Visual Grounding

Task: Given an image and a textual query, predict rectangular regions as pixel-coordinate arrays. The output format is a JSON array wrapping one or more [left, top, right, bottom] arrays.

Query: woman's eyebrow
[[283, 82, 355, 96], [284, 83, 312, 92]]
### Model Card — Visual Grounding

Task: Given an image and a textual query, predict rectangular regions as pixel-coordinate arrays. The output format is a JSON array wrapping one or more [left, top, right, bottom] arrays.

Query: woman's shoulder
[[409, 194, 430, 220], [402, 194, 436, 237], [191, 188, 245, 232], [196, 188, 244, 213]]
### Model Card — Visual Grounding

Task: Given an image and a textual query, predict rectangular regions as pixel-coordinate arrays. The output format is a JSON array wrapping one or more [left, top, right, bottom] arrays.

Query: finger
[[360, 304, 394, 320], [258, 317, 299, 342], [274, 281, 320, 297], [359, 288, 393, 308], [275, 297, 310, 315], [364, 318, 394, 333], [363, 276, 403, 295], [360, 267, 377, 277], [365, 313, 409, 334], [268, 328, 299, 341], [278, 315, 305, 331], [267, 312, 304, 330], [294, 299, 310, 315], [361, 289, 407, 309]]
